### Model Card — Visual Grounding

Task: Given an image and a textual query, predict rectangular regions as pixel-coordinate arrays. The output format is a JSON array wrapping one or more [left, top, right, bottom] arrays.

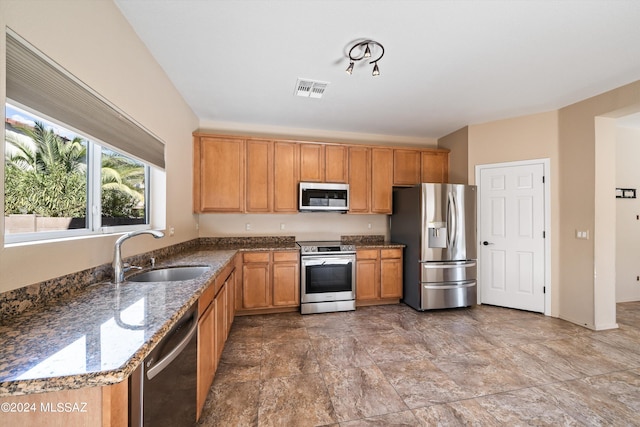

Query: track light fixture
[[346, 39, 384, 76]]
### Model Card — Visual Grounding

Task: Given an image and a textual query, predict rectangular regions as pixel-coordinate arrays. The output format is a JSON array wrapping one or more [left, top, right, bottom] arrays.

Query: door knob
[[482, 241, 493, 246]]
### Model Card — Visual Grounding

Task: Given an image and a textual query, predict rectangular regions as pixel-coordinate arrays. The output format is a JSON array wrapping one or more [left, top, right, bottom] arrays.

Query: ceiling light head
[[346, 61, 354, 75], [346, 39, 384, 77]]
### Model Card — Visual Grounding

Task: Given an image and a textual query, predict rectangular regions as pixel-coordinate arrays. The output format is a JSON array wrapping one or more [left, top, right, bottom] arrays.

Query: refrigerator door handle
[[447, 191, 458, 249], [423, 261, 476, 269], [422, 280, 476, 290]]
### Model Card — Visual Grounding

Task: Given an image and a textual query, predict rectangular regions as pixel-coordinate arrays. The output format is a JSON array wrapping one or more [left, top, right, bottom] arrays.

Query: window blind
[[5, 31, 165, 169]]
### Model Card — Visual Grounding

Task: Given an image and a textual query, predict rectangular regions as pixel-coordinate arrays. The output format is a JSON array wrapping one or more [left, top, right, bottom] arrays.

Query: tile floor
[[197, 302, 640, 426]]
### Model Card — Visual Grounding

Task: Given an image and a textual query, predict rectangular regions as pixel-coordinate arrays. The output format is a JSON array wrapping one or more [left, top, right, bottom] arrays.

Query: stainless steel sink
[[128, 266, 210, 282]]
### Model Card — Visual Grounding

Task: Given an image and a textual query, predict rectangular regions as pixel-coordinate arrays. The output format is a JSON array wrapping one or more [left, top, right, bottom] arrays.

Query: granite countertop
[[0, 247, 239, 397], [348, 242, 405, 249], [0, 236, 400, 397]]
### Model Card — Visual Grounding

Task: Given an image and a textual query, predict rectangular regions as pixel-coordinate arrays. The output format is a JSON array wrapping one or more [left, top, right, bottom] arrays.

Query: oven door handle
[[303, 258, 353, 266]]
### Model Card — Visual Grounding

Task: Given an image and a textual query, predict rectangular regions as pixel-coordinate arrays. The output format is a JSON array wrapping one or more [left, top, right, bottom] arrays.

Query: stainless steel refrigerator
[[391, 183, 477, 310]]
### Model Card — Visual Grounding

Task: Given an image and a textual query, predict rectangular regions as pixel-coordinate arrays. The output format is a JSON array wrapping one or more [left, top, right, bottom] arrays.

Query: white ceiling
[[114, 0, 640, 140]]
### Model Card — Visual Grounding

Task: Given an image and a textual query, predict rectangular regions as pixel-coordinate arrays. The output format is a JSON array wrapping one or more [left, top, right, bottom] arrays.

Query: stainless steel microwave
[[299, 182, 349, 212]]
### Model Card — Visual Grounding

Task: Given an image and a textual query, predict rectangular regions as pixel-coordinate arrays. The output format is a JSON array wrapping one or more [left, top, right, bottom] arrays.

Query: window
[[5, 103, 150, 242], [4, 30, 165, 244]]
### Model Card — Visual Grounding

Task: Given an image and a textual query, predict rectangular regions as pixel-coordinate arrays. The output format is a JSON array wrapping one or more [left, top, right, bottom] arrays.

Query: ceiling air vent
[[294, 78, 329, 99]]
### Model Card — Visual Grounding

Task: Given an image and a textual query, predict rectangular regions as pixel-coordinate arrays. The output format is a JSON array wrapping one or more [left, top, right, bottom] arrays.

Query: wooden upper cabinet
[[371, 148, 393, 214], [194, 136, 244, 213], [348, 146, 371, 213], [393, 149, 421, 186], [273, 141, 299, 212], [245, 139, 273, 213], [299, 143, 324, 182], [299, 143, 348, 183], [324, 145, 348, 183], [421, 151, 449, 183], [194, 132, 448, 214]]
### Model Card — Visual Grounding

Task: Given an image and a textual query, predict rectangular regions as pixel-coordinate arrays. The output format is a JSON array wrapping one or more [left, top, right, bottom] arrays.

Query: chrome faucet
[[113, 230, 164, 284]]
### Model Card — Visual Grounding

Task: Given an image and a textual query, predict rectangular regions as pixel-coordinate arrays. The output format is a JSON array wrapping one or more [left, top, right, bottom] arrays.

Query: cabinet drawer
[[199, 283, 216, 317], [273, 251, 299, 262], [381, 248, 402, 259], [243, 252, 270, 263], [421, 261, 477, 283], [356, 249, 379, 260]]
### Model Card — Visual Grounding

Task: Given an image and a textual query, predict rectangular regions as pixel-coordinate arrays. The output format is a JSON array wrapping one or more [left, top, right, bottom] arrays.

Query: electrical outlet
[[575, 230, 589, 240], [280, 223, 285, 230], [169, 227, 175, 236], [245, 223, 251, 231]]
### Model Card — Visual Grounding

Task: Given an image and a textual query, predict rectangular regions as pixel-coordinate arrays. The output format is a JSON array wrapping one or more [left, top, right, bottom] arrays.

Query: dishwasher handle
[[146, 312, 198, 381]]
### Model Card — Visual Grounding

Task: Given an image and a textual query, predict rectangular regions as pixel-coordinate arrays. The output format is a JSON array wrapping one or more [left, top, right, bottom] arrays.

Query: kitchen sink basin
[[128, 266, 210, 282]]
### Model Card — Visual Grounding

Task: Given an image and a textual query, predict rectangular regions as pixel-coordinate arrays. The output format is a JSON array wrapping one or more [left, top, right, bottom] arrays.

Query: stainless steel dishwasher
[[129, 302, 198, 427]]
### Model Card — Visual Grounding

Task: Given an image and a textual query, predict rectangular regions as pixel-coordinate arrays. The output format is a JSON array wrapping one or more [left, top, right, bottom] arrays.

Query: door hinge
[[543, 231, 546, 238], [543, 286, 546, 294], [542, 176, 545, 184]]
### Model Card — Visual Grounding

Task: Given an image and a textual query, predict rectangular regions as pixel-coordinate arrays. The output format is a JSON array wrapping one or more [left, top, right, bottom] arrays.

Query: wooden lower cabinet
[[0, 381, 127, 427], [239, 250, 300, 314], [380, 249, 403, 298], [197, 300, 215, 420], [356, 248, 403, 305], [242, 252, 271, 309], [196, 261, 236, 421], [272, 251, 300, 306]]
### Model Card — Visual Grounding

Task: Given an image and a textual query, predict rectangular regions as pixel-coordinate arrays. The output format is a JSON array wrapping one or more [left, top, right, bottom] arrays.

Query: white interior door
[[479, 162, 546, 313]]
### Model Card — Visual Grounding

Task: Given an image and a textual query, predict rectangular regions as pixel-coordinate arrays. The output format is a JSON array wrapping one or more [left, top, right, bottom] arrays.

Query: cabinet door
[[225, 270, 235, 334], [356, 249, 380, 301], [380, 257, 403, 299], [214, 285, 227, 362], [242, 262, 271, 308], [325, 145, 348, 183], [197, 303, 215, 420], [234, 254, 243, 312], [356, 258, 379, 300], [393, 149, 421, 186], [300, 143, 324, 182], [245, 139, 273, 212], [421, 151, 449, 183], [272, 251, 300, 306], [196, 137, 244, 212], [371, 148, 393, 214], [274, 141, 299, 212], [348, 146, 371, 213]]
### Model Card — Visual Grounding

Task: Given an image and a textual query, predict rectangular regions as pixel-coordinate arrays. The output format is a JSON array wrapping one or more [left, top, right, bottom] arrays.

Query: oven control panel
[[297, 241, 355, 254]]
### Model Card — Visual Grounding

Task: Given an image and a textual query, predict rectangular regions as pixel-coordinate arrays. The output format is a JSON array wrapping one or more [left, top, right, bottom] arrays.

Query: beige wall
[[198, 213, 390, 241], [464, 111, 560, 317], [437, 126, 468, 184], [0, 0, 199, 293], [446, 83, 640, 329], [558, 81, 640, 330], [615, 126, 640, 302], [198, 120, 439, 148]]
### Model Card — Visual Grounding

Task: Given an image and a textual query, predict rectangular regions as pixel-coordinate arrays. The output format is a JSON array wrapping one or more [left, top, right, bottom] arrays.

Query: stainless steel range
[[297, 241, 356, 314]]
